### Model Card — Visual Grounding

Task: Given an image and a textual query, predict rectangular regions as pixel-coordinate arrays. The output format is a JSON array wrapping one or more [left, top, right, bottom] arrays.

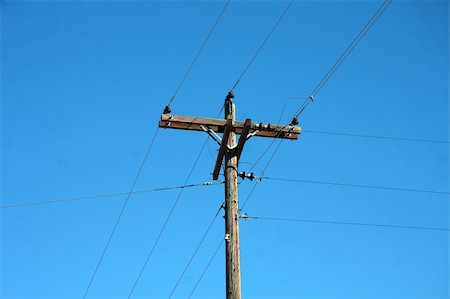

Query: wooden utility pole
[[159, 92, 301, 299], [223, 94, 241, 299]]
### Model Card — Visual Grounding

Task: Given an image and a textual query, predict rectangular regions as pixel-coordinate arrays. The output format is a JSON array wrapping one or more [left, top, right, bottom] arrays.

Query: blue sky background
[[1, 1, 449, 299]]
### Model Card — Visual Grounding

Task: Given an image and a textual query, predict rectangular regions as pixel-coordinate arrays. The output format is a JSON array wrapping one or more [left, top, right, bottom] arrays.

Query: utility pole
[[223, 93, 241, 299], [159, 92, 301, 299]]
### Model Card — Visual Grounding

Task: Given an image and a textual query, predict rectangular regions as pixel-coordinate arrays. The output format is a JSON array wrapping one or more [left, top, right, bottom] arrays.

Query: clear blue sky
[[1, 1, 449, 299]]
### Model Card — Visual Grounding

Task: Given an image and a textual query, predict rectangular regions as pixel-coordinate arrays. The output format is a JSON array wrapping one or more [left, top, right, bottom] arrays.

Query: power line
[[241, 139, 285, 209], [277, 98, 449, 145], [161, 2, 392, 291], [244, 215, 450, 232], [262, 176, 450, 196], [303, 129, 450, 144], [187, 202, 450, 297], [165, 0, 231, 110], [293, 0, 392, 120], [231, 0, 294, 91], [87, 3, 228, 295], [82, 127, 160, 299], [1, 181, 223, 209], [127, 137, 209, 298], [187, 239, 223, 299], [8, 173, 445, 210], [167, 203, 223, 299], [248, 0, 394, 182], [127, 107, 224, 298]]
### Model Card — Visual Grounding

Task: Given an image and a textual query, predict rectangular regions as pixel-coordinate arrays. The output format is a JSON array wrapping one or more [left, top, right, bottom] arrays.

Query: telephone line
[[166, 0, 230, 110], [303, 129, 450, 144], [245, 215, 450, 232], [188, 239, 224, 299], [127, 138, 208, 298], [82, 127, 160, 299], [262, 176, 450, 196], [231, 0, 293, 91], [1, 181, 223, 209], [241, 0, 394, 192], [187, 212, 448, 296], [167, 203, 223, 299], [293, 0, 392, 120], [127, 108, 225, 298], [242, 139, 285, 209]]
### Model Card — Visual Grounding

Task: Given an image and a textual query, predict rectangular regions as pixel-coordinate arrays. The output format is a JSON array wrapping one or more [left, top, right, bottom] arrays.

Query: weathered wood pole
[[224, 92, 242, 299]]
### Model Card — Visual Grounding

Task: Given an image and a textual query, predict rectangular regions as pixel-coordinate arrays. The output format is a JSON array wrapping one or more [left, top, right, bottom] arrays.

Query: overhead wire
[[8, 172, 446, 211], [185, 1, 396, 282], [187, 239, 224, 299], [170, 2, 297, 281], [188, 186, 448, 297], [241, 139, 284, 209], [231, 0, 294, 91], [167, 203, 223, 299], [165, 0, 231, 111], [241, 0, 394, 198], [127, 137, 208, 298], [82, 127, 160, 299], [302, 129, 450, 144], [293, 0, 392, 120], [167, 1, 394, 295], [262, 176, 450, 196], [127, 106, 225, 298], [166, 11, 301, 289], [1, 181, 223, 209], [243, 215, 450, 232], [83, 2, 231, 294], [125, 2, 232, 293]]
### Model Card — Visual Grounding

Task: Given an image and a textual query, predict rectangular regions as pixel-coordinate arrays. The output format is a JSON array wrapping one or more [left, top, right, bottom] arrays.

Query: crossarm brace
[[236, 119, 252, 161], [200, 125, 222, 146], [212, 118, 233, 180]]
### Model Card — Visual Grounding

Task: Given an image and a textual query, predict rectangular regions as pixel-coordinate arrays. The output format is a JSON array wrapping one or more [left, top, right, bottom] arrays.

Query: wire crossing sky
[[293, 0, 392, 119], [231, 0, 294, 91], [81, 126, 160, 299], [2, 1, 448, 299], [166, 0, 230, 109], [244, 215, 450, 232], [187, 211, 449, 296], [1, 181, 224, 209]]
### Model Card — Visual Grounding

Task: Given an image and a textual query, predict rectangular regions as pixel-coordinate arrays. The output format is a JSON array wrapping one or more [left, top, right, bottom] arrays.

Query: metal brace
[[200, 125, 236, 150], [200, 125, 222, 146], [246, 130, 259, 141], [164, 114, 173, 128]]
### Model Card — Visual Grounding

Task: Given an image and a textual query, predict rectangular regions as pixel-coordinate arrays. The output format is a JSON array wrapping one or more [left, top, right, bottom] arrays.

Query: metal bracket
[[224, 233, 231, 241], [213, 118, 233, 180], [200, 125, 222, 146], [246, 130, 258, 140], [201, 125, 235, 150], [163, 114, 173, 128]]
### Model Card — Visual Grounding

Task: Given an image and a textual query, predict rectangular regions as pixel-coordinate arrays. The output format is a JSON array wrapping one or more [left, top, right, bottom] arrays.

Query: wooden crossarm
[[213, 118, 233, 180], [236, 119, 252, 161], [159, 114, 301, 140]]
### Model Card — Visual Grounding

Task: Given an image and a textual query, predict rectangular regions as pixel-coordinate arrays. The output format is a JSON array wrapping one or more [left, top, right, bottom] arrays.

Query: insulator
[[163, 105, 172, 114]]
